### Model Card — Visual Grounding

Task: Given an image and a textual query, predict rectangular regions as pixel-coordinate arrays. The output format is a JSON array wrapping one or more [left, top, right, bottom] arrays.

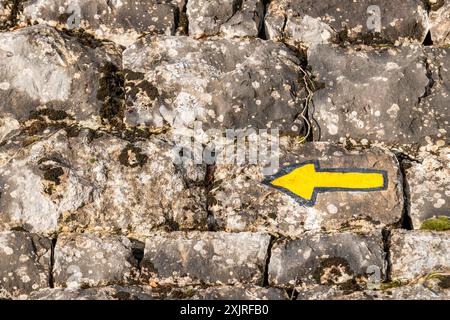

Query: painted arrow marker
[[263, 160, 388, 206]]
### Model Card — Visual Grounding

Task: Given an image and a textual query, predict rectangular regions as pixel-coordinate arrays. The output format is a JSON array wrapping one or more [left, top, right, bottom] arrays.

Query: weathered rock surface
[[27, 284, 288, 300], [268, 230, 386, 288], [187, 0, 264, 38], [192, 285, 288, 300], [429, 1, 450, 45], [297, 278, 450, 300], [210, 141, 403, 237], [22, 0, 182, 46], [53, 233, 137, 288], [0, 129, 207, 235], [0, 25, 123, 129], [0, 0, 11, 28], [28, 285, 154, 300], [404, 146, 450, 229], [265, 0, 429, 47], [0, 231, 50, 296], [0, 116, 20, 142], [380, 279, 450, 300], [308, 45, 449, 146], [390, 230, 450, 281], [122, 36, 307, 135], [0, 0, 449, 302], [142, 232, 270, 285]]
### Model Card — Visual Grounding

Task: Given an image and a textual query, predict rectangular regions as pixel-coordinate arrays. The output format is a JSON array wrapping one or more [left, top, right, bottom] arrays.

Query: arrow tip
[[265, 162, 317, 204]]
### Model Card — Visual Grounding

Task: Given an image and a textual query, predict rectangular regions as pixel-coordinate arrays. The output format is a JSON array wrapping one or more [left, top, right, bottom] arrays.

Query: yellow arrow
[[263, 160, 388, 206]]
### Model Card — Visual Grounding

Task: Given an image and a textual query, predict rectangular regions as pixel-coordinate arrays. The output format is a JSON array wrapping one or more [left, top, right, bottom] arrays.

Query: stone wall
[[0, 0, 448, 300]]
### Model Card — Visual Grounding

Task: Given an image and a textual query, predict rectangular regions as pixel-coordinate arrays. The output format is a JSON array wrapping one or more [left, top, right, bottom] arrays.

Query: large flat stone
[[122, 36, 307, 136], [53, 233, 137, 288], [0, 25, 123, 129], [265, 0, 429, 47], [22, 0, 180, 46], [265, 0, 428, 46], [187, 0, 264, 38], [0, 231, 50, 296], [141, 232, 271, 285], [308, 45, 449, 146], [390, 230, 450, 281], [268, 230, 386, 288], [210, 141, 403, 237], [0, 129, 207, 235]]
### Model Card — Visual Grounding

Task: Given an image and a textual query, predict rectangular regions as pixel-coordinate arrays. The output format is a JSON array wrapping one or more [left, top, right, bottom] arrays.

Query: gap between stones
[[257, 0, 272, 40], [262, 235, 275, 287], [49, 237, 57, 288], [175, 0, 189, 36], [395, 152, 420, 230], [382, 228, 392, 282], [418, 55, 436, 105]]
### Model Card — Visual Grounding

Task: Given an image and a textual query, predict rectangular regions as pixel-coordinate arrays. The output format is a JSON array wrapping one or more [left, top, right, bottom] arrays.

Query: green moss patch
[[420, 216, 450, 231]]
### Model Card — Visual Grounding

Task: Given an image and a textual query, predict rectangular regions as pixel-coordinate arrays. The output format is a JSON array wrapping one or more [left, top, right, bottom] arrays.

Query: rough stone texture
[[192, 285, 288, 300], [297, 278, 450, 300], [429, 1, 450, 45], [210, 141, 403, 237], [0, 0, 449, 302], [0, 129, 207, 235], [0, 0, 11, 28], [0, 25, 122, 129], [380, 280, 450, 300], [308, 45, 449, 146], [122, 36, 307, 136], [28, 285, 154, 300], [265, 0, 429, 47], [22, 0, 181, 46], [405, 146, 450, 229], [142, 232, 270, 285], [0, 231, 50, 296], [268, 230, 386, 288], [0, 116, 20, 142], [53, 233, 137, 288], [27, 284, 288, 300], [390, 230, 450, 281], [187, 0, 264, 38]]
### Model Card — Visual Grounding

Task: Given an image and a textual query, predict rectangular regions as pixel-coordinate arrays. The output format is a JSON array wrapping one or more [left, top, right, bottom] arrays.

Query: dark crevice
[[262, 235, 275, 287], [257, 0, 271, 40], [175, 0, 189, 35], [423, 30, 434, 46], [49, 237, 57, 288], [382, 228, 392, 282], [287, 288, 299, 300], [418, 57, 436, 105], [129, 238, 145, 269], [395, 153, 415, 230], [290, 46, 322, 142]]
